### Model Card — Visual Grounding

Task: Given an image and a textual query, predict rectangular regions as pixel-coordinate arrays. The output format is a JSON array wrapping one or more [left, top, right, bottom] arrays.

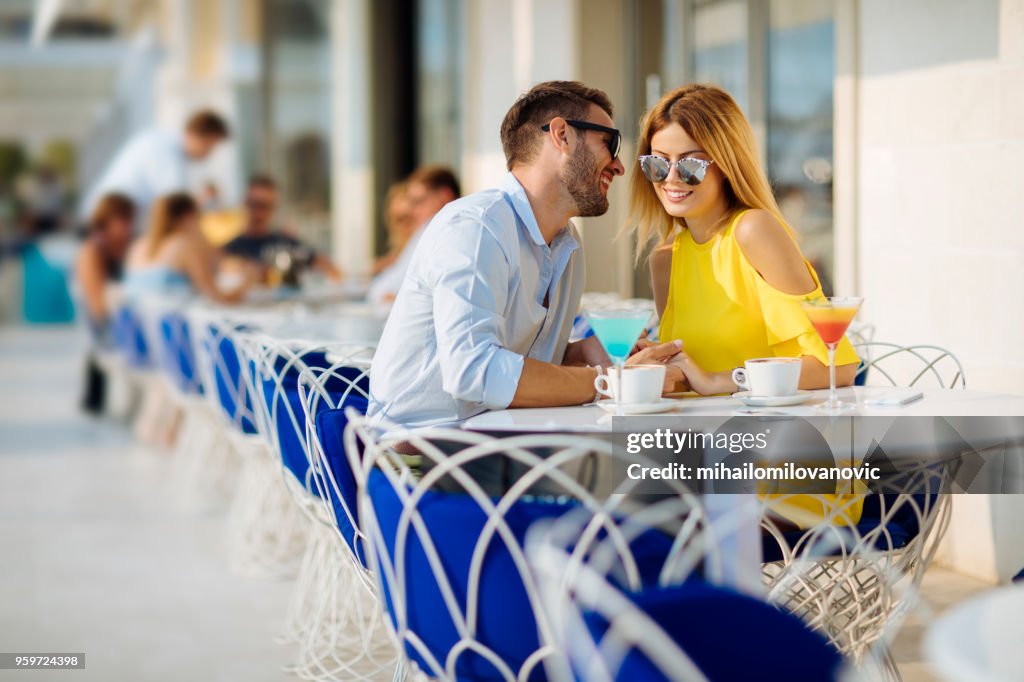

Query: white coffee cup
[[731, 358, 800, 397], [594, 364, 666, 404]]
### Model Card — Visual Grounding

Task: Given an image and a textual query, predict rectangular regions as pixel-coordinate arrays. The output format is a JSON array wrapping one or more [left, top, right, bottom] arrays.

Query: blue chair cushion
[[314, 401, 370, 563], [367, 468, 678, 681], [159, 313, 202, 395], [263, 363, 368, 491], [113, 307, 151, 369], [209, 329, 257, 434], [581, 580, 842, 681]]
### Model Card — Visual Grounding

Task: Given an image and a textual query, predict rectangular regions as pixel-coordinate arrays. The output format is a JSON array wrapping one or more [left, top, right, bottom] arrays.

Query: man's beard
[[563, 144, 609, 217]]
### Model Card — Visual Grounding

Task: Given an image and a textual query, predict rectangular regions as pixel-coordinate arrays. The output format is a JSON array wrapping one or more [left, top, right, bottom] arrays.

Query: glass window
[[768, 0, 836, 293], [416, 0, 465, 171], [656, 0, 837, 293], [693, 0, 749, 114]]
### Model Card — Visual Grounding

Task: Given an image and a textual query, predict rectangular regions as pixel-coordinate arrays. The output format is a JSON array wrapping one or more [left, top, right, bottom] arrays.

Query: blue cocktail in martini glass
[[586, 304, 655, 415]]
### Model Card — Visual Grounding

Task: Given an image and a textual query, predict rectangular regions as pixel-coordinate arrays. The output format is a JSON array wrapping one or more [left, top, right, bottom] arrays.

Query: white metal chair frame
[[119, 298, 179, 447], [286, 359, 398, 682], [348, 415, 720, 682], [762, 341, 963, 677], [219, 330, 312, 580], [527, 503, 722, 682], [853, 342, 966, 390]]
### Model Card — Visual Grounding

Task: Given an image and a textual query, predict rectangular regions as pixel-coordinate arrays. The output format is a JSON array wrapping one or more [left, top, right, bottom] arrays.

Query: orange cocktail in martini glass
[[801, 296, 863, 412]]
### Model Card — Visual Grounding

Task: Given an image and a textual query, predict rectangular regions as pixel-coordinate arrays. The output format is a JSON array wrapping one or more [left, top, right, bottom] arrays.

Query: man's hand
[[563, 335, 611, 367]]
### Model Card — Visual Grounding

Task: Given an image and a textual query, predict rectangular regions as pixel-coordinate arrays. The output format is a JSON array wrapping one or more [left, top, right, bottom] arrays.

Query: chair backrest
[[297, 355, 373, 559], [759, 457, 952, 658], [529, 523, 843, 682], [346, 415, 717, 681], [242, 333, 371, 497], [191, 309, 259, 435], [853, 342, 966, 389], [157, 308, 203, 396], [112, 304, 151, 369]]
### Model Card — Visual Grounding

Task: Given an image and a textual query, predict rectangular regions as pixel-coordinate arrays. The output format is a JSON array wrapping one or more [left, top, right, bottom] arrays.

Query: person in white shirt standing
[[369, 81, 685, 429], [80, 110, 230, 233], [367, 165, 460, 304]]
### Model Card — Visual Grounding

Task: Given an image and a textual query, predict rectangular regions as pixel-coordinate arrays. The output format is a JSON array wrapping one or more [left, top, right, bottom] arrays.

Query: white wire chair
[[761, 341, 964, 678], [293, 359, 400, 681], [853, 342, 966, 389], [115, 298, 179, 447], [347, 415, 720, 681], [527, 501, 846, 682]]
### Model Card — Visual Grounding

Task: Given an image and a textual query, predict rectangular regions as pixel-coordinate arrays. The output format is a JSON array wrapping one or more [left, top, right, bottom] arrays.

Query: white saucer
[[596, 399, 682, 415], [732, 391, 810, 407]]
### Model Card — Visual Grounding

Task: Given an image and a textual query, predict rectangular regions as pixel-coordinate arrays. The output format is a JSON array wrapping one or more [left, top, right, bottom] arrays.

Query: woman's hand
[[625, 339, 689, 393], [665, 351, 735, 396]]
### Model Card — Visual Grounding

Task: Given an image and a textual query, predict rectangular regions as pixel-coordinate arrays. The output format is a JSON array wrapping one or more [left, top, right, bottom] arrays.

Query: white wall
[[853, 0, 1024, 582]]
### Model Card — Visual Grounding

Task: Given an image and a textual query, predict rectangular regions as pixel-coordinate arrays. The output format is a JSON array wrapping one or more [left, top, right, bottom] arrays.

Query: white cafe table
[[245, 303, 387, 348], [461, 386, 1024, 432], [461, 386, 1024, 594]]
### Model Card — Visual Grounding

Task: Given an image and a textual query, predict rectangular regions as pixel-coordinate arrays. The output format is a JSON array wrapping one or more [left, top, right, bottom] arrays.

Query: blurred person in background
[[372, 181, 415, 275], [367, 165, 460, 304], [80, 110, 230, 233], [21, 165, 65, 236], [220, 174, 341, 285], [124, 192, 247, 305], [75, 193, 135, 414]]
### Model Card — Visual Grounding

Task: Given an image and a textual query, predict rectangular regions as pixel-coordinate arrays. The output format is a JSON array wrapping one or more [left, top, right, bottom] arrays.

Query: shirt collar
[[502, 172, 557, 248]]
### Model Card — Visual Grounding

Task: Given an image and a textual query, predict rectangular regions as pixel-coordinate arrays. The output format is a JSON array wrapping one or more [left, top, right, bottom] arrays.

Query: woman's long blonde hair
[[146, 192, 198, 258], [627, 84, 787, 260]]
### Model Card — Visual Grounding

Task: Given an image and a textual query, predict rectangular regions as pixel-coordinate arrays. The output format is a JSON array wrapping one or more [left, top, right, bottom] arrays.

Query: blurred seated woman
[[125, 192, 247, 304], [629, 84, 858, 395], [75, 193, 135, 414], [76, 192, 135, 346], [371, 181, 415, 275]]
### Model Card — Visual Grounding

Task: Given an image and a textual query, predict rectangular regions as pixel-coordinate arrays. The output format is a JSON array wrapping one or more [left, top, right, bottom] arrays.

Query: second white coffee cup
[[594, 364, 666, 404], [731, 358, 800, 397]]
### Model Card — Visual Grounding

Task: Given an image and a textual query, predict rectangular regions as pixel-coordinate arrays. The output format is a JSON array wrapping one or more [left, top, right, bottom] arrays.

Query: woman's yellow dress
[[659, 209, 862, 529]]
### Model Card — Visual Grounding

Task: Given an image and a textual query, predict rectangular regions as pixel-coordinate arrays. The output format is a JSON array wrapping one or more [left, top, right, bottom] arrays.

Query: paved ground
[[0, 325, 295, 681], [0, 324, 998, 681]]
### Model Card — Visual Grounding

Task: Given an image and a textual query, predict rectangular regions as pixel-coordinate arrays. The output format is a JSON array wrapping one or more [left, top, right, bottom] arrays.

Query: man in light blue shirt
[[369, 81, 683, 429]]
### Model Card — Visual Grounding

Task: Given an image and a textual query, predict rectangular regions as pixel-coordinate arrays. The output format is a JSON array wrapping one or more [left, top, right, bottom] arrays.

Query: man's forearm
[[509, 358, 598, 408]]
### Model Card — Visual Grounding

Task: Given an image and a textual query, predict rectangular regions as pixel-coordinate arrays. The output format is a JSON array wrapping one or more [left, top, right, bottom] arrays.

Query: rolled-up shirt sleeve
[[428, 216, 524, 409]]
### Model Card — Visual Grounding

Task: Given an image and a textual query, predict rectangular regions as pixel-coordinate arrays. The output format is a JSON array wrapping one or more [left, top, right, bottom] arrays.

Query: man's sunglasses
[[541, 119, 621, 159], [638, 155, 715, 185]]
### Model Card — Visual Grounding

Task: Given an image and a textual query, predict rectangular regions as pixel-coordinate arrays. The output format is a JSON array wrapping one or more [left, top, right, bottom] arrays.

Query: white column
[[328, 0, 374, 275], [833, 0, 859, 296]]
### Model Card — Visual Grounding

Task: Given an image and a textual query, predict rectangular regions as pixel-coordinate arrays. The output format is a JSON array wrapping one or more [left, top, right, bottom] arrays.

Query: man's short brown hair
[[247, 173, 278, 192], [407, 165, 461, 199], [500, 81, 614, 170], [185, 109, 230, 139]]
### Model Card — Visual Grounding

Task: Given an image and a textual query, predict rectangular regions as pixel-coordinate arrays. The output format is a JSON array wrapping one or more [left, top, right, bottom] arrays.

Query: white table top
[[461, 387, 1024, 433]]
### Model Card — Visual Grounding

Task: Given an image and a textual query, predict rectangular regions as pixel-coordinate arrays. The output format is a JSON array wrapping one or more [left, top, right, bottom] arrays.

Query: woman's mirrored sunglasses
[[638, 155, 715, 186]]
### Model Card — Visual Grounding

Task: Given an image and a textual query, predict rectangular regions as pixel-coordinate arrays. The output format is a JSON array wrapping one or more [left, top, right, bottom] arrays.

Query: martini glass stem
[[827, 342, 837, 408], [615, 360, 624, 416]]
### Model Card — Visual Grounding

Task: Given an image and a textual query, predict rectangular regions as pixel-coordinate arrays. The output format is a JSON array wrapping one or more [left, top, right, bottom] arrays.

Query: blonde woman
[[629, 84, 861, 529], [629, 84, 858, 395], [125, 192, 247, 304]]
